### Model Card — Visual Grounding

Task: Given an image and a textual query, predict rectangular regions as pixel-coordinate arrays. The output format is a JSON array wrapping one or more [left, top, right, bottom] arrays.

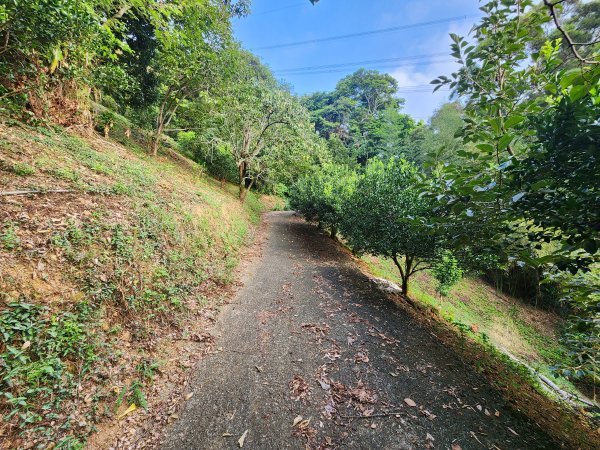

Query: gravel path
[[162, 212, 557, 450]]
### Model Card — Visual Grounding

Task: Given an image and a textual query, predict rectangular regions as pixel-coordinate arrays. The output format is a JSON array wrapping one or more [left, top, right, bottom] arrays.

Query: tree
[[290, 164, 357, 239], [431, 0, 600, 272], [302, 69, 415, 166], [341, 159, 439, 294], [529, 0, 600, 67], [408, 102, 466, 168], [335, 69, 399, 116], [431, 0, 600, 381], [149, 1, 233, 156], [0, 0, 128, 116], [212, 55, 317, 201]]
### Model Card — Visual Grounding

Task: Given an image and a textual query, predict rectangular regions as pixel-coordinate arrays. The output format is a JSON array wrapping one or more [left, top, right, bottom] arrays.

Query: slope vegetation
[[0, 124, 265, 449]]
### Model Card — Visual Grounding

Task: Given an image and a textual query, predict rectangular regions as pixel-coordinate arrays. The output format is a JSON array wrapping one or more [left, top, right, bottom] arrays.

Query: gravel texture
[[161, 212, 557, 450]]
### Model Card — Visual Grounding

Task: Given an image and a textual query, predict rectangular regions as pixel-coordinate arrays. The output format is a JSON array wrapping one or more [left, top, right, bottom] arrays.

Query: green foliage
[[97, 110, 116, 132], [290, 164, 357, 238], [432, 250, 463, 296], [554, 271, 600, 382], [0, 0, 129, 113], [528, 0, 600, 67], [8, 162, 35, 176], [302, 69, 417, 165], [430, 0, 600, 382], [431, 0, 599, 272], [0, 302, 96, 427], [340, 158, 440, 294], [207, 55, 324, 200], [1, 222, 21, 250], [406, 102, 468, 169]]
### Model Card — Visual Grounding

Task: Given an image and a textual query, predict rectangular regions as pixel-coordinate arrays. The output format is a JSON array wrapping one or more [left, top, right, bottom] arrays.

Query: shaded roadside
[[162, 211, 558, 449]]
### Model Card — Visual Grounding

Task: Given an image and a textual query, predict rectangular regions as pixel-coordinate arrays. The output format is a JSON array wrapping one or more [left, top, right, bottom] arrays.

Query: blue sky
[[233, 0, 482, 120]]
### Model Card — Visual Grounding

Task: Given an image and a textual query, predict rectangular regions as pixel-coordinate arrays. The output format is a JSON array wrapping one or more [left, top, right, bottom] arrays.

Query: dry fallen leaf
[[451, 443, 462, 450], [238, 429, 249, 447], [184, 392, 194, 401], [297, 418, 311, 430], [117, 403, 137, 419], [289, 375, 311, 402], [21, 341, 31, 351], [507, 427, 519, 436], [317, 378, 331, 390], [222, 433, 233, 437], [425, 433, 435, 449], [404, 398, 417, 407], [292, 416, 303, 427]]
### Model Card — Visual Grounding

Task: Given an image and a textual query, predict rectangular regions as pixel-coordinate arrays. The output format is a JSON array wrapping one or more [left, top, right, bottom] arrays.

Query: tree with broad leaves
[[289, 164, 357, 240], [149, 0, 233, 156], [209, 54, 318, 202], [341, 159, 439, 295], [431, 0, 599, 381]]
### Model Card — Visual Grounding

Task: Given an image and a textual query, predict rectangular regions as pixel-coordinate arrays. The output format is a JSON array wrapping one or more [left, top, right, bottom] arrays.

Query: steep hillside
[[0, 124, 266, 449]]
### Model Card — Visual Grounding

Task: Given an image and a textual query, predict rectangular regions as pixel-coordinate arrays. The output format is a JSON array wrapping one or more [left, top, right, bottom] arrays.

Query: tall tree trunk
[[152, 88, 179, 157], [152, 121, 164, 157], [238, 161, 247, 200], [401, 276, 409, 296], [330, 226, 337, 240], [392, 254, 413, 296], [153, 93, 169, 157]]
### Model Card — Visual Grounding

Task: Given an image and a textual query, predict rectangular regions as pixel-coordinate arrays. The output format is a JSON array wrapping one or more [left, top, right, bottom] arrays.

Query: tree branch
[[543, 0, 599, 64]]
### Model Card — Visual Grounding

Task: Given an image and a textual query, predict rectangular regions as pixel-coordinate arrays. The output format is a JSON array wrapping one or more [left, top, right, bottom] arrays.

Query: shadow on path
[[162, 212, 557, 450]]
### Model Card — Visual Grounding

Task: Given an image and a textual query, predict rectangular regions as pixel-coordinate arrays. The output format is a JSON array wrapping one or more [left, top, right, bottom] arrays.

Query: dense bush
[[0, 1, 124, 117], [340, 159, 446, 295], [432, 250, 463, 296], [289, 164, 357, 238], [292, 158, 463, 296]]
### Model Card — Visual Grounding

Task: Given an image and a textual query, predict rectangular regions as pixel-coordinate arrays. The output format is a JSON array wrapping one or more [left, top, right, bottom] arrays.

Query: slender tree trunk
[[153, 93, 169, 157], [238, 161, 247, 200], [239, 178, 255, 204], [401, 277, 409, 296], [152, 88, 180, 157], [392, 254, 413, 296], [152, 122, 164, 157], [330, 226, 337, 240]]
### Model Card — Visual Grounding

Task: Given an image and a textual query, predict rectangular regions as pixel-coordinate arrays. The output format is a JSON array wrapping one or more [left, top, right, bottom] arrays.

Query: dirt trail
[[162, 212, 557, 450]]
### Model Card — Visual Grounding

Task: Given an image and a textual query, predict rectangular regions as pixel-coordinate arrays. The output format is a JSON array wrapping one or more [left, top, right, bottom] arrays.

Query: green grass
[[0, 123, 268, 447], [361, 255, 579, 394], [10, 161, 35, 176]]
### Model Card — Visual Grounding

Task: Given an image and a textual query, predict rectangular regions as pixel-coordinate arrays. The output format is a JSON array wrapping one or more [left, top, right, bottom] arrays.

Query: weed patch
[[0, 123, 267, 448]]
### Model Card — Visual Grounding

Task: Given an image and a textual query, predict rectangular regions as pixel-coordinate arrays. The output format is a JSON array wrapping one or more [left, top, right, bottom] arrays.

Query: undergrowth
[[361, 255, 599, 449], [0, 124, 265, 448]]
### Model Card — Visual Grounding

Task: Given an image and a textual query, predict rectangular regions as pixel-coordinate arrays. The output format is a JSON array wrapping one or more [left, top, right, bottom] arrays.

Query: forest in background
[[1, 0, 599, 447]]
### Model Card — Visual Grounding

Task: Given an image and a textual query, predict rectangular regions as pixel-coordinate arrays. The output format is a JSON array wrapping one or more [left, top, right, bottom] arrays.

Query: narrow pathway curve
[[162, 212, 556, 450]]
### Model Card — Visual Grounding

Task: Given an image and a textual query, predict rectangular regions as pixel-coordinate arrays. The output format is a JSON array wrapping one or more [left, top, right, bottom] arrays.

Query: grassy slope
[[362, 256, 570, 383], [0, 124, 265, 449], [360, 255, 599, 447]]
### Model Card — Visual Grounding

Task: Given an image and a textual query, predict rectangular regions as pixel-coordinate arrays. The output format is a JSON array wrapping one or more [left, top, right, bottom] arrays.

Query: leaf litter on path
[[289, 375, 312, 403], [238, 429, 248, 447]]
